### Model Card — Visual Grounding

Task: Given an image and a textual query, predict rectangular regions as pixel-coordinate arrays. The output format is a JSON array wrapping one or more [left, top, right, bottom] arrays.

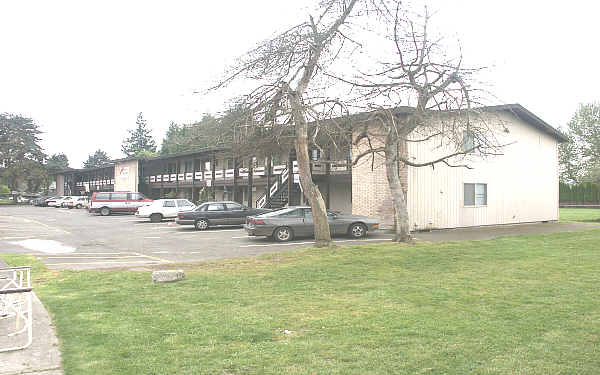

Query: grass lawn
[[3, 229, 600, 374], [559, 207, 600, 222]]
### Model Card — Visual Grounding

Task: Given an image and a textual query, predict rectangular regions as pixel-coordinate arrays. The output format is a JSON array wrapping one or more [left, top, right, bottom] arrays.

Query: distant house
[[53, 104, 566, 230]]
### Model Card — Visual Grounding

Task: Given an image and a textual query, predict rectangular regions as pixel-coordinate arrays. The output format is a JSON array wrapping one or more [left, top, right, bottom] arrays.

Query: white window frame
[[464, 183, 487, 207]]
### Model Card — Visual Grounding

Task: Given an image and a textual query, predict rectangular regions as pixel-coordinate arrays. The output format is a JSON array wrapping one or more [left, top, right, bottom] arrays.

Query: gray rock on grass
[[152, 270, 185, 283]]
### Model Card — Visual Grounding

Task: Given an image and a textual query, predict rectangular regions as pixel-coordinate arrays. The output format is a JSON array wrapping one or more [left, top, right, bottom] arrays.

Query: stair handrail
[[255, 167, 289, 208]]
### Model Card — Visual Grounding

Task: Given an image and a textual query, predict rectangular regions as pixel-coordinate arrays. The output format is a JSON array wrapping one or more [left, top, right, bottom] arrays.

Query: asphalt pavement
[[0, 206, 395, 270], [1, 206, 599, 270]]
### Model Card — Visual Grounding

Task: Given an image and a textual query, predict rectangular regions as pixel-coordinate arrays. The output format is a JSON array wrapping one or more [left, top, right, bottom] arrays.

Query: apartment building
[[54, 104, 566, 229]]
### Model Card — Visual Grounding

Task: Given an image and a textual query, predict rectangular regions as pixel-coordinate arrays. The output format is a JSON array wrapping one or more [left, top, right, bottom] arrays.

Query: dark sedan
[[244, 206, 379, 242], [175, 201, 272, 230]]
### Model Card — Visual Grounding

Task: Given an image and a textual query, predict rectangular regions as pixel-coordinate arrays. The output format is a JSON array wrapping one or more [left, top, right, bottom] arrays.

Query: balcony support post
[[265, 156, 272, 207], [248, 159, 253, 208]]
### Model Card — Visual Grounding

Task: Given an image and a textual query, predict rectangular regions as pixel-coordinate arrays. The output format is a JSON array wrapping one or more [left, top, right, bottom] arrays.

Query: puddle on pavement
[[9, 239, 76, 254]]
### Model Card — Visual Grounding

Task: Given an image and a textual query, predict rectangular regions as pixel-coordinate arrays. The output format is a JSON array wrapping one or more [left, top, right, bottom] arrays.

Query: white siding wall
[[407, 112, 559, 229]]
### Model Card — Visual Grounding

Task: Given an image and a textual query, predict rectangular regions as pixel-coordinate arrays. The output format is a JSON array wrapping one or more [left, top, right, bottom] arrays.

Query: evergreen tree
[[46, 153, 69, 171], [121, 112, 157, 157], [83, 150, 111, 168], [0, 113, 46, 191], [159, 115, 227, 155]]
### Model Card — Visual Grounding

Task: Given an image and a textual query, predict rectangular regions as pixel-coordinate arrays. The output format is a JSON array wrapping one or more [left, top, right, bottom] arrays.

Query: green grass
[[4, 230, 600, 374], [559, 207, 600, 222]]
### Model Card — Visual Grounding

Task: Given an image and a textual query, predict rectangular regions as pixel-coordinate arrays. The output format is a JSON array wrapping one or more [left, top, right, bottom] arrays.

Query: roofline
[[349, 104, 568, 143], [50, 163, 115, 175], [478, 104, 568, 142], [137, 146, 229, 163]]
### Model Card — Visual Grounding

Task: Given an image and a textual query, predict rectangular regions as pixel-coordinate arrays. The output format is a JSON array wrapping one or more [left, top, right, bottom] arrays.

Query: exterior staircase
[[255, 168, 296, 209]]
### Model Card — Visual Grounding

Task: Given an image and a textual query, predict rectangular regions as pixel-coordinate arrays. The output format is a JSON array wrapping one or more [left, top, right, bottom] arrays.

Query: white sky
[[1, 0, 598, 167]]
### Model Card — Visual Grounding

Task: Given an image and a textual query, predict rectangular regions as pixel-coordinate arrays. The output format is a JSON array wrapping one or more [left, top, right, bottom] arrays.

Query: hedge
[[560, 182, 600, 204]]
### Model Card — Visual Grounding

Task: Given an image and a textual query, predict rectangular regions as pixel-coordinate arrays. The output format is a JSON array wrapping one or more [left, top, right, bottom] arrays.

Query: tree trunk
[[290, 94, 333, 248], [385, 137, 411, 242]]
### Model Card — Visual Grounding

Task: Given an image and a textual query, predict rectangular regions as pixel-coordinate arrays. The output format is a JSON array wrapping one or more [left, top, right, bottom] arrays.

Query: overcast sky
[[1, 0, 598, 167]]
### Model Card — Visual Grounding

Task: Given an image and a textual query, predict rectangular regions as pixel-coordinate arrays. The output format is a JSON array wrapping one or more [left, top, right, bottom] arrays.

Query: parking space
[[0, 206, 395, 270]]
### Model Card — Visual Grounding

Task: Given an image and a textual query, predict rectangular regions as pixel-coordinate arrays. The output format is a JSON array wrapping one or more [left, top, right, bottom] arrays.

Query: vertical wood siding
[[407, 112, 559, 229]]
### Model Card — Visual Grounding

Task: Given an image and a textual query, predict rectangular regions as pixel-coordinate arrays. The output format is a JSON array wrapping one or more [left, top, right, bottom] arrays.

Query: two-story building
[[54, 104, 566, 230]]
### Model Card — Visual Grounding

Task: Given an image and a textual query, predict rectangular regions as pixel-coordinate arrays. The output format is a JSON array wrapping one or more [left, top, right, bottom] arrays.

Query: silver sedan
[[243, 206, 379, 242]]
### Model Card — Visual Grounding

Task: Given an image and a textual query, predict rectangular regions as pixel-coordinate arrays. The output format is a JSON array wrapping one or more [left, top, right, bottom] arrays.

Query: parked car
[[46, 196, 65, 207], [244, 206, 379, 242], [59, 196, 78, 208], [30, 196, 52, 206], [38, 196, 57, 207], [175, 201, 271, 230], [64, 196, 89, 209], [89, 192, 152, 216], [135, 199, 196, 222]]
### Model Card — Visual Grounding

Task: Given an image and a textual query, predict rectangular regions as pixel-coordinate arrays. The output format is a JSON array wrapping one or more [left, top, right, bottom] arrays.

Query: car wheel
[[349, 223, 367, 238], [273, 226, 293, 242], [76, 204, 82, 209], [150, 213, 162, 223], [100, 207, 111, 216], [194, 219, 209, 230]]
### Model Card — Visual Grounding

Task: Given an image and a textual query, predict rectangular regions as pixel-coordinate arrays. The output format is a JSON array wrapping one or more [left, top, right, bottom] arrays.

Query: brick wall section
[[352, 125, 408, 229]]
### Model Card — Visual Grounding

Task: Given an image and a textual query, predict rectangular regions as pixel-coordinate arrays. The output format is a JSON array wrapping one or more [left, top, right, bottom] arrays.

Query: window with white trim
[[464, 183, 487, 206]]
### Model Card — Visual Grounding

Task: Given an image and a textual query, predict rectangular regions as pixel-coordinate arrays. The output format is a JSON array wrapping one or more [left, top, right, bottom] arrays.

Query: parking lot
[[0, 206, 395, 270]]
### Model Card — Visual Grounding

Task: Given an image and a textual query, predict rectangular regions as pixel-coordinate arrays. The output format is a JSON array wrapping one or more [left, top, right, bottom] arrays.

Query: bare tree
[[212, 0, 360, 247], [331, 3, 504, 242]]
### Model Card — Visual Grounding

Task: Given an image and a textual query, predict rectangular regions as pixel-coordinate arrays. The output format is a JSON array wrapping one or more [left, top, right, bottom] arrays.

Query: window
[[177, 199, 193, 207], [111, 193, 128, 201], [464, 183, 487, 206], [302, 208, 313, 218], [163, 200, 176, 207], [462, 130, 476, 152], [311, 149, 321, 161], [95, 193, 110, 200], [227, 159, 234, 169], [206, 203, 226, 211], [276, 208, 302, 217], [204, 161, 211, 171], [272, 154, 281, 165], [226, 203, 244, 210], [130, 193, 145, 201]]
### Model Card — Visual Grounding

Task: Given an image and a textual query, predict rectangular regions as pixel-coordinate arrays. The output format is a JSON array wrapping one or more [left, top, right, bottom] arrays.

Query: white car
[[57, 196, 81, 208], [64, 196, 89, 209], [47, 196, 66, 207], [135, 198, 196, 222]]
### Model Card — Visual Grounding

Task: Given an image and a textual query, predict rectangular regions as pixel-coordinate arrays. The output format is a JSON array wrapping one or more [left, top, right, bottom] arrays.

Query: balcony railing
[[143, 160, 350, 186]]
